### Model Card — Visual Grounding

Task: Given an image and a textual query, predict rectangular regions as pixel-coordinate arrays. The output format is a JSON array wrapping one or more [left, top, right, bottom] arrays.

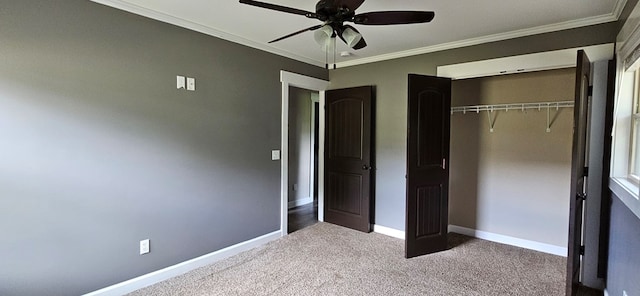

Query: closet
[[448, 68, 575, 248]]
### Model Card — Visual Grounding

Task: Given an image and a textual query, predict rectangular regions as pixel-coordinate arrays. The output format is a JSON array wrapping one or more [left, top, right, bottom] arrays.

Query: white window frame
[[611, 1, 640, 220], [629, 71, 640, 184]]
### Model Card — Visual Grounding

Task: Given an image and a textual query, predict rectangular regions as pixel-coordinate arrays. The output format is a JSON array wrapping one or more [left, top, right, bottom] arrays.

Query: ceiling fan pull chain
[[333, 37, 337, 69], [325, 41, 329, 69]]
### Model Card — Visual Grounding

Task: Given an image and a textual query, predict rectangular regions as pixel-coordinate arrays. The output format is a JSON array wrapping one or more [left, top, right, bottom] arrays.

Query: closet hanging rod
[[451, 100, 574, 114]]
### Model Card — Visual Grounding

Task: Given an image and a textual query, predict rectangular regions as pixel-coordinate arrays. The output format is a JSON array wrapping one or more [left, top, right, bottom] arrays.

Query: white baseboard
[[83, 230, 282, 296], [373, 224, 567, 256], [373, 224, 405, 240], [448, 225, 567, 257], [288, 196, 313, 209]]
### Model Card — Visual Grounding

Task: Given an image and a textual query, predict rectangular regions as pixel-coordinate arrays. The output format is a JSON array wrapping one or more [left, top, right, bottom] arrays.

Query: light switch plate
[[187, 77, 196, 91], [271, 150, 280, 160], [140, 239, 150, 255], [176, 75, 186, 89]]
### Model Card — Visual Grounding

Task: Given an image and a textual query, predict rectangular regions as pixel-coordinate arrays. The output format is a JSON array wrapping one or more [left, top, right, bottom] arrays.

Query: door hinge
[[577, 193, 587, 201], [583, 166, 589, 177], [579, 245, 585, 256], [588, 86, 593, 96]]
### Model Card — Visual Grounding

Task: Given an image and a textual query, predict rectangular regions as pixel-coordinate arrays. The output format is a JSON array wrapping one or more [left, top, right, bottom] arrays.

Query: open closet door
[[406, 74, 451, 258], [567, 50, 591, 296]]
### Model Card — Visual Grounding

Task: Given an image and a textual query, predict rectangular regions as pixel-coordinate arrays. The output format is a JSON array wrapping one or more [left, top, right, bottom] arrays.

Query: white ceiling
[[92, 0, 626, 68]]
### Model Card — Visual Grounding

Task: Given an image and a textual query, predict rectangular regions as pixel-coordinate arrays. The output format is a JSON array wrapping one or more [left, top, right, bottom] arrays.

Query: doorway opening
[[287, 87, 320, 234], [279, 71, 329, 236]]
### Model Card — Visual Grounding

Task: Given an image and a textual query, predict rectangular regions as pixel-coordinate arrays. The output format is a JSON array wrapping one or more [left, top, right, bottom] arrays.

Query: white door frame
[[280, 71, 329, 236], [308, 93, 320, 209]]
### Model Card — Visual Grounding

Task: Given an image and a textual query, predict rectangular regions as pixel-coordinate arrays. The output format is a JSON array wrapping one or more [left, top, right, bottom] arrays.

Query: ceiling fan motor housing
[[316, 0, 355, 23]]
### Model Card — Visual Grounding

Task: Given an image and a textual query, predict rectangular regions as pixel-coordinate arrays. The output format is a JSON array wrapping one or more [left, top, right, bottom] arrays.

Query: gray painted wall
[[0, 1, 326, 295], [329, 23, 617, 231], [607, 194, 640, 296]]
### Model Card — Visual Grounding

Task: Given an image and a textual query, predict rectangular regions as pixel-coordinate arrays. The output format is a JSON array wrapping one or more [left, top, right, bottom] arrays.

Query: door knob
[[362, 165, 373, 170]]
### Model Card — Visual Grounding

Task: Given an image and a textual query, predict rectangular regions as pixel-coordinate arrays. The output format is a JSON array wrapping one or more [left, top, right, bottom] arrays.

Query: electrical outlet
[[186, 77, 196, 91], [140, 239, 150, 255], [623, 290, 628, 296]]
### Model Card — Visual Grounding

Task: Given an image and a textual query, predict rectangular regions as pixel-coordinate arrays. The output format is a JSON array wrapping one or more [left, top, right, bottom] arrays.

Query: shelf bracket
[[545, 103, 561, 133], [487, 108, 496, 133], [546, 105, 552, 132]]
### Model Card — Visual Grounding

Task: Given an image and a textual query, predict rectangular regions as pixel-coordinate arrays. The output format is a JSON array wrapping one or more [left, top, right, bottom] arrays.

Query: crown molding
[[335, 2, 625, 68], [92, 0, 626, 70], [614, 0, 629, 19], [90, 0, 325, 68]]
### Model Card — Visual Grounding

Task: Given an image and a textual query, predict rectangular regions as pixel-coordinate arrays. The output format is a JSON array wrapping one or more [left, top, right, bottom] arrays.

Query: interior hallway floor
[[288, 201, 318, 234]]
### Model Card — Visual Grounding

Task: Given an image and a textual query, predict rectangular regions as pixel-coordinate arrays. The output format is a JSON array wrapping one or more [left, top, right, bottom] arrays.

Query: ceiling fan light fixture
[[341, 27, 362, 48], [314, 25, 335, 51], [240, 0, 436, 51]]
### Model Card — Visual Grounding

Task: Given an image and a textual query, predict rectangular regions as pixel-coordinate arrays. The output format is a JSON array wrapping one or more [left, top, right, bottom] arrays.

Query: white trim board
[[372, 224, 567, 257], [288, 197, 313, 209], [373, 224, 405, 240], [83, 230, 281, 296], [610, 177, 640, 220], [448, 225, 568, 257], [280, 71, 329, 235], [437, 44, 614, 80]]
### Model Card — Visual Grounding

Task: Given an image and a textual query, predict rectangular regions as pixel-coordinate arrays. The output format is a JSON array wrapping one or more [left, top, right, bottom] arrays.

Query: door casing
[[280, 71, 329, 236]]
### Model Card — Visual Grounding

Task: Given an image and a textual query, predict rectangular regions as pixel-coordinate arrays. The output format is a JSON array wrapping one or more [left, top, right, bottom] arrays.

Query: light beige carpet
[[128, 222, 565, 295]]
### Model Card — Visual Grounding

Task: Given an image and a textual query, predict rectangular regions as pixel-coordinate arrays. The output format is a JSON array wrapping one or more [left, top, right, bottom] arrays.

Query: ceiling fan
[[239, 0, 435, 50]]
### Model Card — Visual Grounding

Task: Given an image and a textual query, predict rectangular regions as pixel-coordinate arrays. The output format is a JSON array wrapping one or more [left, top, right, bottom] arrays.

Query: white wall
[[288, 87, 313, 208]]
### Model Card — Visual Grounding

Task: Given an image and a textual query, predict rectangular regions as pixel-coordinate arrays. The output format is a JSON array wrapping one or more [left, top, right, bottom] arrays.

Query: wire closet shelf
[[451, 100, 574, 114], [450, 100, 575, 133]]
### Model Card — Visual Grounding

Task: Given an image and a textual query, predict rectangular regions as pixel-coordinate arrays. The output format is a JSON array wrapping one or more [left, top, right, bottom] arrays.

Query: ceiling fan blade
[[239, 0, 315, 17], [353, 11, 435, 25], [339, 0, 366, 11], [269, 24, 324, 43], [337, 25, 367, 50]]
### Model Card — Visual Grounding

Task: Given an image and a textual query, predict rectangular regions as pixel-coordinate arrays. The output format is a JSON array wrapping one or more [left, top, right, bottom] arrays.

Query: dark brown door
[[567, 50, 591, 296], [324, 86, 374, 233], [406, 74, 451, 258]]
